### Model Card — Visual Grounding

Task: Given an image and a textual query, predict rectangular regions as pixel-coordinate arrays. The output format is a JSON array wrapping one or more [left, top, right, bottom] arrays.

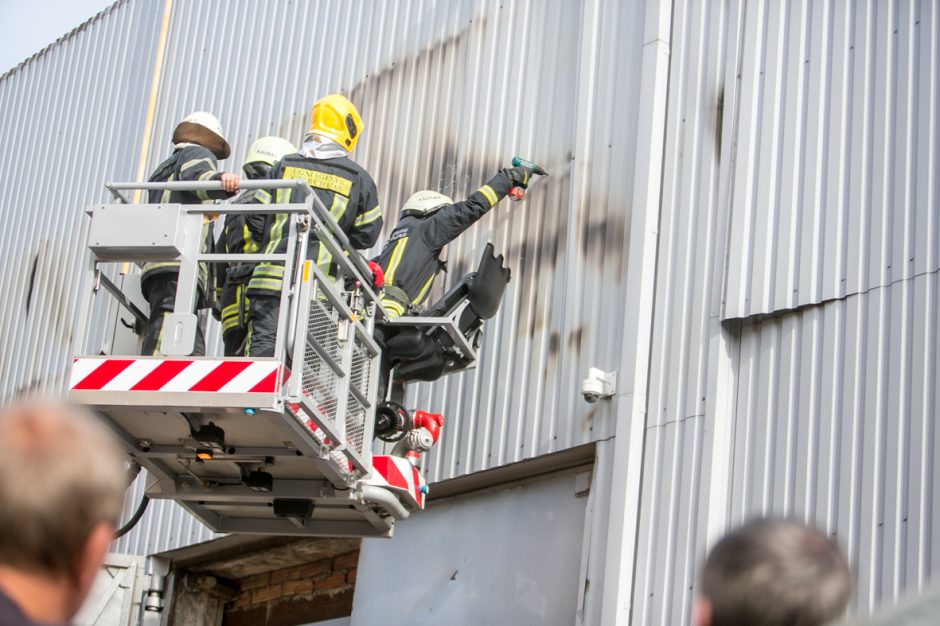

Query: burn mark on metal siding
[[568, 326, 584, 353], [437, 151, 471, 197], [496, 178, 628, 341], [8, 377, 44, 402], [25, 253, 39, 315], [341, 15, 483, 250], [580, 215, 627, 276], [500, 168, 571, 271], [581, 407, 597, 433], [29, 240, 73, 345], [346, 16, 482, 110], [713, 88, 724, 158]]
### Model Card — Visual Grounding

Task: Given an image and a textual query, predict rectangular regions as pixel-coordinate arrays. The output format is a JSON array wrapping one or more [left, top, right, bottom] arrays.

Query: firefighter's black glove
[[502, 166, 531, 189], [245, 214, 267, 243]]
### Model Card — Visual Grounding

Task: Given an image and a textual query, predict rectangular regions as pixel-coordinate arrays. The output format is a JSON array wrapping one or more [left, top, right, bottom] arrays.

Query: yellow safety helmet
[[308, 94, 363, 152]]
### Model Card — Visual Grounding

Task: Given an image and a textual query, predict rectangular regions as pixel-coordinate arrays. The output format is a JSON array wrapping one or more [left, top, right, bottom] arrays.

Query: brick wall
[[222, 549, 359, 626]]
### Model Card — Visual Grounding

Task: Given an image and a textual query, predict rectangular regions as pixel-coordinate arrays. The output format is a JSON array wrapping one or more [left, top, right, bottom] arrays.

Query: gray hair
[[0, 400, 126, 574], [702, 518, 852, 626]]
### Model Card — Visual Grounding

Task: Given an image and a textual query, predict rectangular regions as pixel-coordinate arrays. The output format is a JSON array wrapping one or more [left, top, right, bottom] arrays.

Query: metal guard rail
[[105, 179, 385, 313]]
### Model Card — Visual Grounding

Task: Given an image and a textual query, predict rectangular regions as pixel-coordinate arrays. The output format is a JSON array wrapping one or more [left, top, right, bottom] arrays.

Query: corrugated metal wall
[[635, 0, 940, 623], [0, 0, 160, 401], [732, 276, 940, 613], [723, 0, 939, 319], [633, 0, 739, 622]]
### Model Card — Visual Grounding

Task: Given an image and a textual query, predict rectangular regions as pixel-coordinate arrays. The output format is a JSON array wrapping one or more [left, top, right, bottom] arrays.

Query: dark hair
[[702, 519, 852, 626]]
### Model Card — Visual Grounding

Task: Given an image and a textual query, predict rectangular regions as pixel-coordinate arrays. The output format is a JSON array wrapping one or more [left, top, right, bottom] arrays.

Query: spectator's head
[[0, 400, 126, 621], [694, 518, 852, 626]]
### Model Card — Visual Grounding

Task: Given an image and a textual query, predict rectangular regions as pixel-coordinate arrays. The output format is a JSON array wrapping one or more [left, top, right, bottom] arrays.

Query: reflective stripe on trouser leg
[[220, 282, 250, 356], [380, 295, 406, 318]]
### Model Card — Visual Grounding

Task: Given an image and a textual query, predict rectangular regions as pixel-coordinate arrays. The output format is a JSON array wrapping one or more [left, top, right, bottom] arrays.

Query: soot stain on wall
[[567, 326, 584, 354], [713, 87, 725, 159]]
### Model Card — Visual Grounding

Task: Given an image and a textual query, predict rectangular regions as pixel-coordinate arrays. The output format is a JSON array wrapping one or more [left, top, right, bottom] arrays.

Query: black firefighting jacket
[[214, 191, 267, 334], [141, 145, 233, 296], [249, 154, 382, 294], [374, 171, 513, 317]]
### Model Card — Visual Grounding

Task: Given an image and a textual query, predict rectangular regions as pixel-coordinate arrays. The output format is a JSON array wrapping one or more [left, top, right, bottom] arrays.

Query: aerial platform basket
[[68, 179, 426, 538]]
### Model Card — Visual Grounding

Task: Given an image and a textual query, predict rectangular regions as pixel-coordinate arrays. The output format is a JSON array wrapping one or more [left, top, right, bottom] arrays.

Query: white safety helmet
[[400, 190, 453, 218], [172, 111, 231, 159], [243, 136, 296, 178]]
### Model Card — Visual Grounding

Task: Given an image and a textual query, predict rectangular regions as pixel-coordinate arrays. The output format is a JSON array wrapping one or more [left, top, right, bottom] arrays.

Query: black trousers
[[141, 274, 205, 356], [222, 324, 248, 357], [372, 326, 393, 404], [245, 295, 280, 357]]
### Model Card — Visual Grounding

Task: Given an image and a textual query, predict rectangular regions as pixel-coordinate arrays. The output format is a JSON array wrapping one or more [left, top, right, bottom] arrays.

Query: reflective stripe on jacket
[[248, 153, 382, 295]]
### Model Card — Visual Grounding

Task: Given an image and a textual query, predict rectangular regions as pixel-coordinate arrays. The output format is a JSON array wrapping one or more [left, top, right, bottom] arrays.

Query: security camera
[[581, 368, 616, 403], [581, 379, 604, 404]]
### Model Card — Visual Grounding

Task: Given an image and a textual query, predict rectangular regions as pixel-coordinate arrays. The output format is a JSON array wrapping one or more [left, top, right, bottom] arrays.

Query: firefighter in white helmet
[[374, 166, 531, 318], [248, 94, 384, 357], [370, 165, 531, 404], [140, 111, 240, 356], [214, 136, 297, 356]]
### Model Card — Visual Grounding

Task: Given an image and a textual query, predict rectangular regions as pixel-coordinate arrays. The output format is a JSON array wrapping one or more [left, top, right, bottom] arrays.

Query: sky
[[0, 0, 116, 75]]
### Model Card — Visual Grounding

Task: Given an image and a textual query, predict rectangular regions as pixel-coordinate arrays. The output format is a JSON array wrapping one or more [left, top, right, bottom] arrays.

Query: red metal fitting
[[412, 410, 444, 444]]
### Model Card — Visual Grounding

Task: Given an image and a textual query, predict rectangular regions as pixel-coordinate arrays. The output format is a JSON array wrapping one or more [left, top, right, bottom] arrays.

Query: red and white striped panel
[[69, 358, 280, 394], [369, 455, 427, 509]]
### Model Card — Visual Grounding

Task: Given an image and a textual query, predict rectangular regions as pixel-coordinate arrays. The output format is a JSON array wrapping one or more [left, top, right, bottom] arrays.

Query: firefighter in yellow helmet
[[140, 111, 240, 355], [214, 136, 297, 356], [248, 95, 383, 357]]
